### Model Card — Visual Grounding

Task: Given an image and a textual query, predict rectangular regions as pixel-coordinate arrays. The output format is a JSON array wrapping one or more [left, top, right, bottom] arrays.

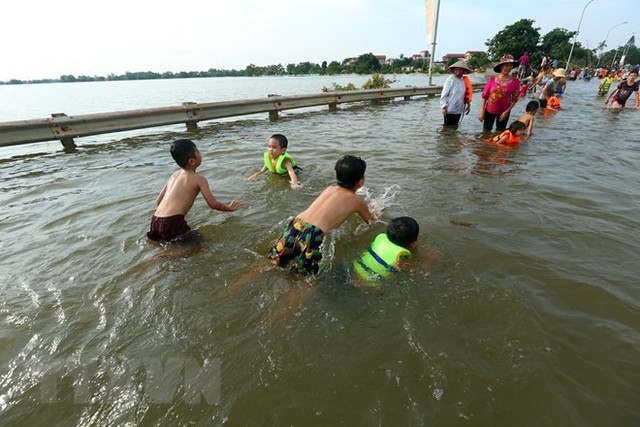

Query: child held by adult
[[147, 139, 241, 244], [246, 134, 301, 189]]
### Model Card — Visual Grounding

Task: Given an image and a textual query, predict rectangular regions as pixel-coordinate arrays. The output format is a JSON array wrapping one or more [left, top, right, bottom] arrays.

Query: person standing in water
[[440, 60, 473, 126], [479, 55, 520, 131]]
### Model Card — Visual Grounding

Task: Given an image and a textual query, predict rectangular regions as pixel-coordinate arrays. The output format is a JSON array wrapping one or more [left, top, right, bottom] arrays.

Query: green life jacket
[[354, 233, 411, 281], [264, 152, 296, 175]]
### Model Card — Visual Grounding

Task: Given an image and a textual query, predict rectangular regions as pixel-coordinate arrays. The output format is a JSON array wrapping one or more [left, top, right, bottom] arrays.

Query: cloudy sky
[[2, 0, 638, 81]]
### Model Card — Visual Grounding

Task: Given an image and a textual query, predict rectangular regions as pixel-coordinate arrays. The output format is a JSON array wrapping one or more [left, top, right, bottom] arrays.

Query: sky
[[2, 0, 638, 81]]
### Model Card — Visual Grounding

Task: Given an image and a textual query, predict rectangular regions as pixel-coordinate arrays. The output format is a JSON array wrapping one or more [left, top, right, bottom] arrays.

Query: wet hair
[[270, 134, 288, 149], [508, 121, 527, 133], [170, 139, 197, 168], [387, 217, 419, 249], [335, 155, 366, 189], [525, 100, 539, 112]]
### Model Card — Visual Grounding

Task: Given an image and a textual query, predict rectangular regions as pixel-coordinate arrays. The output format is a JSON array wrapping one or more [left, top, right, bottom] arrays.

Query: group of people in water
[[147, 136, 420, 283], [441, 53, 639, 145], [146, 57, 638, 284]]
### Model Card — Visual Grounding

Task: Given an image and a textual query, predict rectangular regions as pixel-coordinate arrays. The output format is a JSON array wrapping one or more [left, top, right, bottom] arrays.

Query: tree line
[[484, 19, 639, 70], [2, 18, 637, 85], [0, 53, 431, 85]]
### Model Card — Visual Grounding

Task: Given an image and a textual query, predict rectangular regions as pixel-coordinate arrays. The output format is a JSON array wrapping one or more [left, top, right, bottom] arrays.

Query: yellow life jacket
[[354, 233, 411, 281], [264, 152, 296, 175]]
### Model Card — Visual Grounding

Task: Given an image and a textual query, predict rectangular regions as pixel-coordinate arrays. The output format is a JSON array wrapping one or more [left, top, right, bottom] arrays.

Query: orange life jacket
[[547, 97, 561, 110], [485, 130, 520, 145], [463, 75, 473, 104]]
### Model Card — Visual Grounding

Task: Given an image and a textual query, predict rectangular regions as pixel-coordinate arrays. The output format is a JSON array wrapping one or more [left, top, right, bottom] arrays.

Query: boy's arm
[[156, 183, 168, 205], [284, 160, 301, 189], [355, 196, 379, 223], [604, 87, 618, 104], [527, 116, 535, 135], [198, 175, 241, 211], [246, 165, 267, 181], [496, 134, 509, 144]]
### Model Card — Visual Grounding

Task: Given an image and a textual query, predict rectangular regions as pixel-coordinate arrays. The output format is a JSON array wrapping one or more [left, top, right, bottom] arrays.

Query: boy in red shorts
[[147, 139, 241, 244]]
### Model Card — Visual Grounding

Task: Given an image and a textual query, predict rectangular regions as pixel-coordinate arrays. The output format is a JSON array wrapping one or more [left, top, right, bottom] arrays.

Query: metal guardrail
[[0, 83, 482, 149]]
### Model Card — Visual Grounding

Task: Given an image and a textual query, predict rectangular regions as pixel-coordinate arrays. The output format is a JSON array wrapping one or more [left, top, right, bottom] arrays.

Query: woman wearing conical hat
[[440, 60, 473, 126]]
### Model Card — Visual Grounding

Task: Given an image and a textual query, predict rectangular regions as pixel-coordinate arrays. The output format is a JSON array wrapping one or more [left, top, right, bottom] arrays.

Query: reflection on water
[[1, 77, 640, 425]]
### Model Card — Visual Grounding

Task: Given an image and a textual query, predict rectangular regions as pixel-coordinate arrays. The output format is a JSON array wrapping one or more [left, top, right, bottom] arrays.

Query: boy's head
[[526, 100, 539, 113], [387, 217, 419, 250], [267, 134, 288, 159], [508, 120, 526, 135], [170, 139, 198, 168], [270, 134, 288, 149], [335, 155, 366, 189]]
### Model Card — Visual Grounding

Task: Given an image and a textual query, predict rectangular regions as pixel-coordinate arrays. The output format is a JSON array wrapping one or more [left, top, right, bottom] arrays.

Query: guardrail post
[[182, 102, 199, 131], [267, 94, 280, 121], [51, 113, 77, 150]]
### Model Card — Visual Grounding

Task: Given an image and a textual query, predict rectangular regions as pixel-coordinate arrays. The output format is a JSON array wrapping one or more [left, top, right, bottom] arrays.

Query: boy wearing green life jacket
[[354, 216, 419, 283], [246, 134, 301, 189]]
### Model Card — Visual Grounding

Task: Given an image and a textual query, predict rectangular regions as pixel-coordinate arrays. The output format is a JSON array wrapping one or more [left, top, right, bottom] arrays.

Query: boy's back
[[298, 185, 373, 234], [268, 154, 375, 275]]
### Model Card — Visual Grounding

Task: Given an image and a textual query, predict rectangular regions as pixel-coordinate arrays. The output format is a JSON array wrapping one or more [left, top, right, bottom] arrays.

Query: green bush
[[362, 74, 396, 89], [321, 82, 358, 92]]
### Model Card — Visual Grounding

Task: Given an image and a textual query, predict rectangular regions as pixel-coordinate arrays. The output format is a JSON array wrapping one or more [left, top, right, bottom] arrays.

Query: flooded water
[[1, 75, 639, 425]]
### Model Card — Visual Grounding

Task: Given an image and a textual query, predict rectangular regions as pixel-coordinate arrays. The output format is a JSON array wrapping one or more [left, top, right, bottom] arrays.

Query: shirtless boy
[[268, 155, 378, 274], [147, 139, 241, 244], [518, 100, 539, 135]]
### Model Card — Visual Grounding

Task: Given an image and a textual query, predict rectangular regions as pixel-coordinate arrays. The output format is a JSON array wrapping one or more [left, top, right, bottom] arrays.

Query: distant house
[[374, 55, 387, 65], [411, 51, 431, 62], [465, 50, 486, 60], [442, 53, 466, 62]]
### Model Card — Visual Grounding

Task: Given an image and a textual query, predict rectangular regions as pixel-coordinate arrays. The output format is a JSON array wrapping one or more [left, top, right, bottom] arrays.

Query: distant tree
[[353, 53, 381, 74], [485, 18, 541, 60], [446, 57, 459, 67], [325, 61, 342, 75], [245, 64, 259, 77], [467, 52, 490, 70], [540, 28, 576, 63]]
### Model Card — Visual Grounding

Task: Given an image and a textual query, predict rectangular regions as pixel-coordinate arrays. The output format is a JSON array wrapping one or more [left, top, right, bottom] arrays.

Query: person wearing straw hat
[[440, 60, 473, 126], [538, 68, 566, 108], [440, 61, 473, 126], [479, 54, 520, 132]]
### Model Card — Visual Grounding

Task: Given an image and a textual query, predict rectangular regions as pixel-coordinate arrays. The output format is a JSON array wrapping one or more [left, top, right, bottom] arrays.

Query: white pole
[[427, 0, 441, 86], [597, 21, 627, 67], [565, 0, 595, 70], [612, 33, 634, 68]]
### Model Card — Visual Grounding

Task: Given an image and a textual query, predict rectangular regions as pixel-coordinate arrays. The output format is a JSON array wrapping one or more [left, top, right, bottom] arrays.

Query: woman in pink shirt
[[479, 55, 520, 132]]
